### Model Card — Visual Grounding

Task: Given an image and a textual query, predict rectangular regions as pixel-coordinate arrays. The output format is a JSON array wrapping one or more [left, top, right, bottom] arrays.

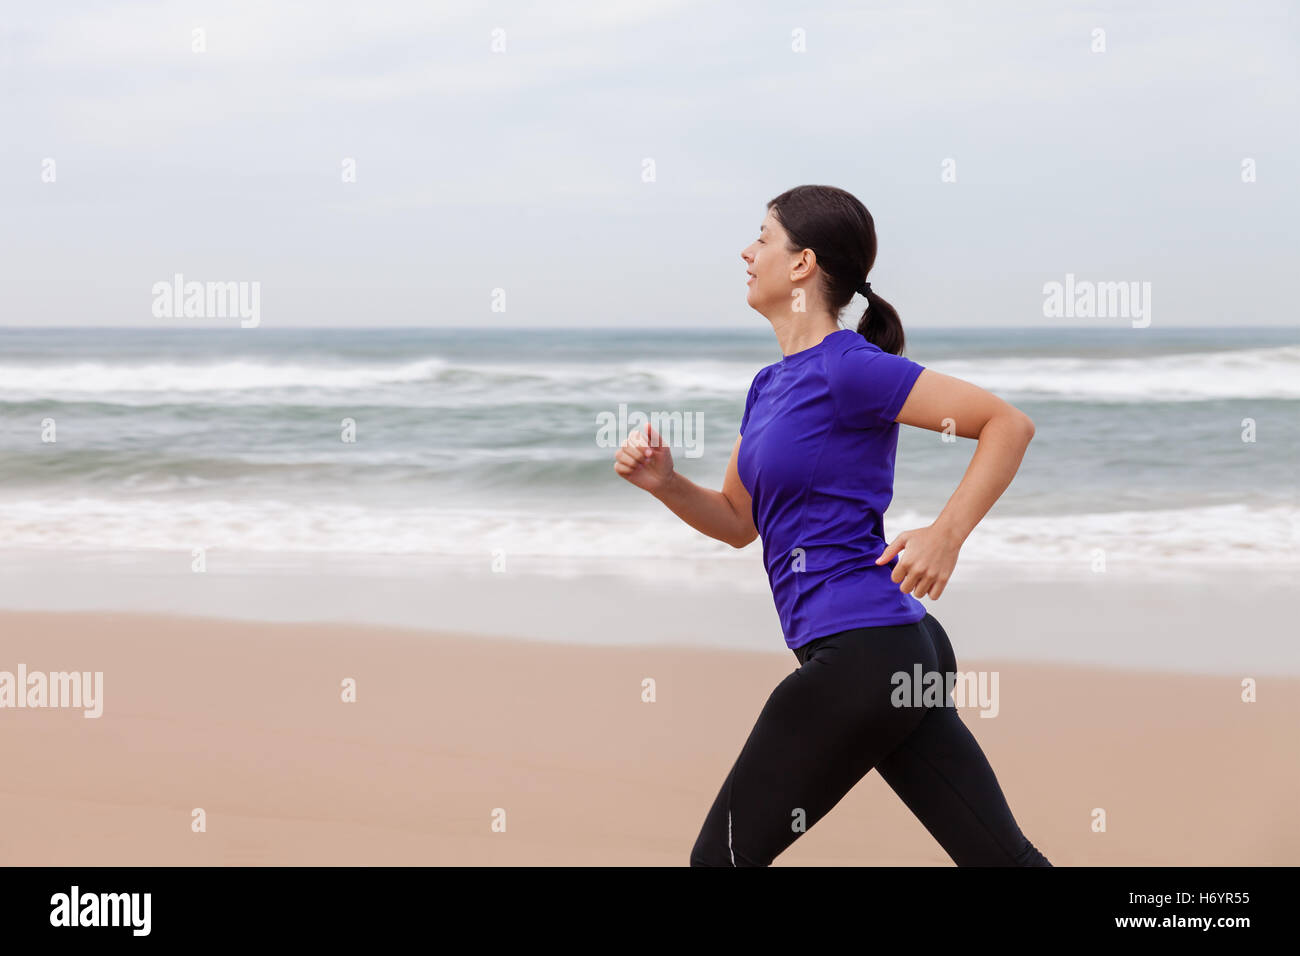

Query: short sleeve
[[740, 368, 768, 435], [829, 340, 925, 429]]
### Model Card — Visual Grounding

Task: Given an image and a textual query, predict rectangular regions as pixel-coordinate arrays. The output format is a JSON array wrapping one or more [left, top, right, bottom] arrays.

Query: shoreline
[[0, 550, 1294, 676]]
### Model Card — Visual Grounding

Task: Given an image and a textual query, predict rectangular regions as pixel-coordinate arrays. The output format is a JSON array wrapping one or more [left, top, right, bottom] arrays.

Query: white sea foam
[[0, 357, 448, 393], [936, 345, 1300, 402], [0, 498, 1292, 569], [3, 345, 1295, 403]]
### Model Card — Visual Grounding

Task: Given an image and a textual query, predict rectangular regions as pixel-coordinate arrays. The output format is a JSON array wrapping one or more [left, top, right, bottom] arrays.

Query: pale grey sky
[[2, 0, 1296, 328]]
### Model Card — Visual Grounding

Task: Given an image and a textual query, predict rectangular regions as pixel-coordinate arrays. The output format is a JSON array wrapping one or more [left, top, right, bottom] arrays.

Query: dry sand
[[1, 610, 1295, 865]]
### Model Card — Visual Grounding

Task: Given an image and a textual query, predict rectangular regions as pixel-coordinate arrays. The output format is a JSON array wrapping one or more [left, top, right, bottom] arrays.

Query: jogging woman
[[613, 184, 1051, 867]]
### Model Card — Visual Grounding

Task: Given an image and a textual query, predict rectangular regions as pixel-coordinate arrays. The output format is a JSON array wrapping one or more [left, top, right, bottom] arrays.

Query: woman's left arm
[[875, 368, 1035, 600]]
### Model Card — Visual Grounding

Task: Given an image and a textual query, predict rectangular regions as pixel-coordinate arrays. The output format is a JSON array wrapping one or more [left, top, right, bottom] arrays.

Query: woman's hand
[[613, 421, 675, 494], [875, 523, 963, 600]]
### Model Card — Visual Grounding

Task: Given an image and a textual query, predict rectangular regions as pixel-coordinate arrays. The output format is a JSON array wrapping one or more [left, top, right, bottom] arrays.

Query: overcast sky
[[2, 0, 1296, 328]]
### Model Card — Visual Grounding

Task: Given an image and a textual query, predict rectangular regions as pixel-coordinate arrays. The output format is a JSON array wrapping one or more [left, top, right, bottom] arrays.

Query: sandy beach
[[2, 609, 1295, 866]]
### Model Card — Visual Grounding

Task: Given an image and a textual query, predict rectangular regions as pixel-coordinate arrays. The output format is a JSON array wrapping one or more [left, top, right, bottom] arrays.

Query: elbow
[[1006, 408, 1034, 442], [728, 530, 758, 549], [986, 409, 1034, 445]]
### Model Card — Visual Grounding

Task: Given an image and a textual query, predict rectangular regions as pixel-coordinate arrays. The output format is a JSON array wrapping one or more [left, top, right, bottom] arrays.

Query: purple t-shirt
[[738, 327, 927, 650]]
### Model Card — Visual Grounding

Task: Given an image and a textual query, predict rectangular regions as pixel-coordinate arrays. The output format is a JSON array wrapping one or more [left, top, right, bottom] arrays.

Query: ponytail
[[856, 289, 905, 355]]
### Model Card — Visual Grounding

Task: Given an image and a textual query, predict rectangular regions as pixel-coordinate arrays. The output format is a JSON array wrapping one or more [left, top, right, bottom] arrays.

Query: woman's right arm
[[613, 423, 757, 549]]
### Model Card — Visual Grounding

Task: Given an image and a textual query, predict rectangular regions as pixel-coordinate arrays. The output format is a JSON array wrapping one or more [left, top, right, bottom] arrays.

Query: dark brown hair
[[766, 184, 905, 355]]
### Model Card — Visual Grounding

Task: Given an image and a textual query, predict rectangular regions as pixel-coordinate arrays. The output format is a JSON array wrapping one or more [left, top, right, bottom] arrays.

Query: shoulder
[[740, 363, 778, 434], [825, 329, 921, 371], [823, 329, 889, 377], [823, 331, 926, 427], [742, 364, 775, 415], [748, 362, 777, 394], [825, 328, 879, 357]]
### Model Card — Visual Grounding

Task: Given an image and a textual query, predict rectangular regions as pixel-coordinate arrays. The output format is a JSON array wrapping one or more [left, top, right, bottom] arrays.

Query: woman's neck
[[769, 313, 841, 357]]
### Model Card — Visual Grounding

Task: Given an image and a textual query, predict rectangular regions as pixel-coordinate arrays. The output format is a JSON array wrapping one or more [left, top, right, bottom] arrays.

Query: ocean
[[0, 325, 1295, 576]]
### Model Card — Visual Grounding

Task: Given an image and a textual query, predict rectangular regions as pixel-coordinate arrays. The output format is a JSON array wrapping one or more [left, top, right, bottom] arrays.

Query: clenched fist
[[613, 421, 675, 494]]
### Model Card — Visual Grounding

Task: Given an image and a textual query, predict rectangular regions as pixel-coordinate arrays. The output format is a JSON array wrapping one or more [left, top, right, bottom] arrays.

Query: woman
[[613, 184, 1052, 867]]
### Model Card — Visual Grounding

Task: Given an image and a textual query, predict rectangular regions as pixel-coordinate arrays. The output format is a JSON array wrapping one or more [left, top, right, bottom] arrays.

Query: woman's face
[[741, 209, 791, 312]]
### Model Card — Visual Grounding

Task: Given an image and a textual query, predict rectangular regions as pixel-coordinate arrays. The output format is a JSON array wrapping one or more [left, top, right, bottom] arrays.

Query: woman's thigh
[[875, 614, 1051, 866], [690, 621, 937, 866]]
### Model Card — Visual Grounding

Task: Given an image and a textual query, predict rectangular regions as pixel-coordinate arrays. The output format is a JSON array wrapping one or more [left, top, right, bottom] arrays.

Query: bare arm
[[897, 368, 1035, 541], [652, 435, 757, 548], [876, 368, 1035, 599], [613, 424, 757, 549]]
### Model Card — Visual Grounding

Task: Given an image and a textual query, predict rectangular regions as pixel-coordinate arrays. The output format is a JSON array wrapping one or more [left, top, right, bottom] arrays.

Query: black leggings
[[690, 612, 1051, 866]]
